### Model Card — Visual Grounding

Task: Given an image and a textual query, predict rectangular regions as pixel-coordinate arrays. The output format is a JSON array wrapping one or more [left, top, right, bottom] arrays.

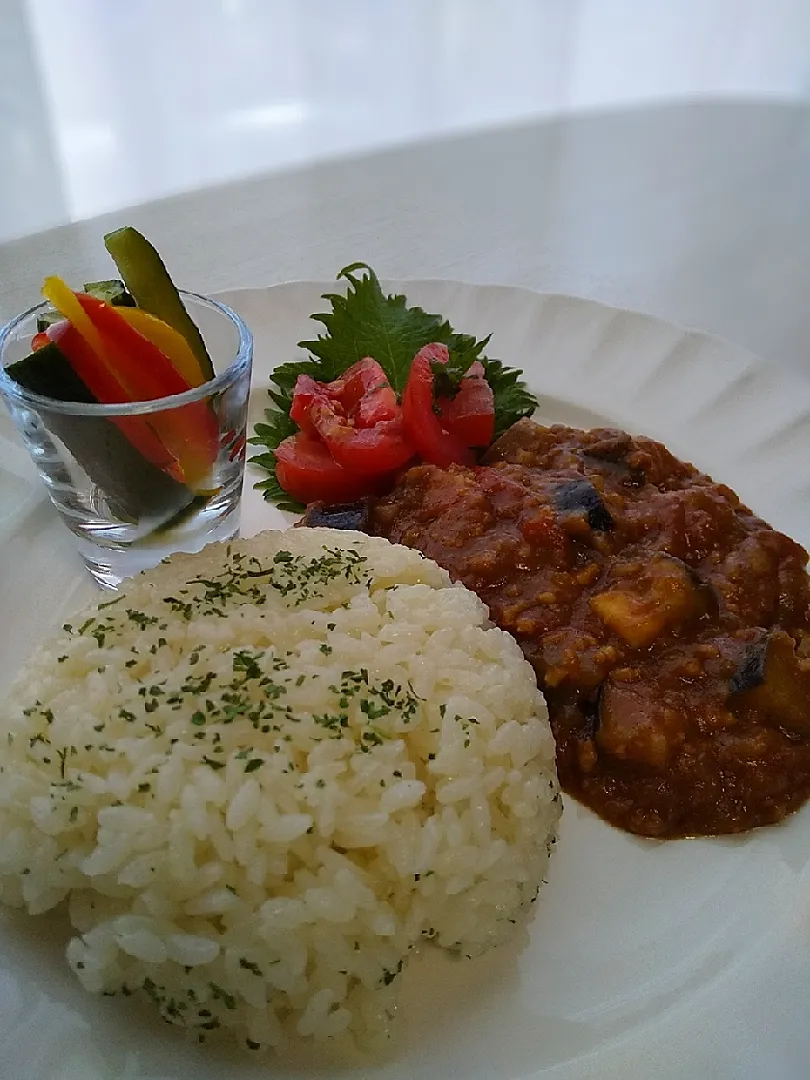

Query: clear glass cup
[[0, 292, 252, 589]]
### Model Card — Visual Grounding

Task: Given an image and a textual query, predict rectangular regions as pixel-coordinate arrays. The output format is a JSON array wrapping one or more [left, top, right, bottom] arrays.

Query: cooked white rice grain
[[0, 528, 561, 1055]]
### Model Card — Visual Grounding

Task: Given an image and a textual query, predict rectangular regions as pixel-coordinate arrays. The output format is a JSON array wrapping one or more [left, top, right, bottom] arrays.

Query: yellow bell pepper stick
[[115, 307, 208, 388], [42, 276, 108, 361]]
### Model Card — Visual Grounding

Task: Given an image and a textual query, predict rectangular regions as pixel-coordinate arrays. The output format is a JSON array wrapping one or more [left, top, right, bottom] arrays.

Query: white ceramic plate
[[1, 281, 809, 1080]]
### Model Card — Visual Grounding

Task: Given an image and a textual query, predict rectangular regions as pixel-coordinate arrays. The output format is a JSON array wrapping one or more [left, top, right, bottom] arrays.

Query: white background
[[3, 0, 810, 241]]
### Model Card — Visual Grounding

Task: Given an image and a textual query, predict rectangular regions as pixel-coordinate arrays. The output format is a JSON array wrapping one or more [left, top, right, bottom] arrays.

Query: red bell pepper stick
[[46, 320, 183, 478], [74, 293, 220, 487], [74, 293, 194, 399]]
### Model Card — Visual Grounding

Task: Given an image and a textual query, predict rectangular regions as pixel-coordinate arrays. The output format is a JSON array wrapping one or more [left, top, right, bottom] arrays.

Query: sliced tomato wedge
[[328, 357, 398, 427], [275, 433, 382, 504], [291, 358, 397, 435], [309, 402, 414, 474], [289, 359, 413, 476], [401, 343, 475, 468], [438, 360, 495, 447], [290, 374, 326, 438]]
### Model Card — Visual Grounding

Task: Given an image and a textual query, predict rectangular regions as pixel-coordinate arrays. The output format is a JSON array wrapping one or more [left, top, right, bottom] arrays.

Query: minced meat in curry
[[334, 419, 810, 838]]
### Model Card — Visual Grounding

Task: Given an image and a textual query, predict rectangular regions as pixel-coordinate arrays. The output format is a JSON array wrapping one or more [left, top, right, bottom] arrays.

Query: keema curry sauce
[[308, 420, 810, 838]]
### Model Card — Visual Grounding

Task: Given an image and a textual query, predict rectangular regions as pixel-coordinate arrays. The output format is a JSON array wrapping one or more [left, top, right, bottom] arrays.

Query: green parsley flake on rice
[[0, 528, 561, 1056]]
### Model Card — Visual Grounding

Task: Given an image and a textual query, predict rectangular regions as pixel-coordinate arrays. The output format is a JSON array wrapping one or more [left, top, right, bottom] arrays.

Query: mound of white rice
[[0, 528, 560, 1055]]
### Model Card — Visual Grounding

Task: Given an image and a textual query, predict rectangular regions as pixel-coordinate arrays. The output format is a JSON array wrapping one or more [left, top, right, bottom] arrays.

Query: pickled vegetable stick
[[104, 226, 214, 381], [116, 306, 207, 387]]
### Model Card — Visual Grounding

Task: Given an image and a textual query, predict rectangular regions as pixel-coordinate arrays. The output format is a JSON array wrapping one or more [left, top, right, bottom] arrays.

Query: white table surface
[[2, 98, 810, 380], [6, 0, 810, 243]]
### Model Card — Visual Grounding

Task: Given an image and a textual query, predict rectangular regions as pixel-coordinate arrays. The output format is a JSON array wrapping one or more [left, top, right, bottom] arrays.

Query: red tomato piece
[[328, 358, 398, 428], [275, 433, 382, 504], [290, 360, 412, 476], [309, 401, 413, 474], [290, 374, 327, 438], [439, 360, 495, 447], [401, 343, 475, 468], [354, 385, 397, 427]]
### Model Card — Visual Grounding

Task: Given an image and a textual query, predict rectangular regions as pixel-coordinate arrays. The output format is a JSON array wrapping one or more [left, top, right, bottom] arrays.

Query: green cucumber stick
[[104, 227, 214, 380]]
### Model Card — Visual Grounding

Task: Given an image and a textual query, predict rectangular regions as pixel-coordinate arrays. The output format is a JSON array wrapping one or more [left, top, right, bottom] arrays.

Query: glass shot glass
[[0, 292, 253, 589]]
